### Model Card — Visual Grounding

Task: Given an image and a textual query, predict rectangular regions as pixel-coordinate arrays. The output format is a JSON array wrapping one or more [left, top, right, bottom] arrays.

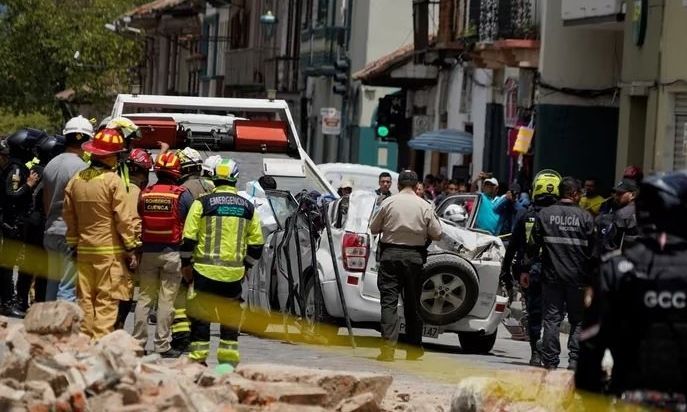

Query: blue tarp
[[407, 129, 473, 154]]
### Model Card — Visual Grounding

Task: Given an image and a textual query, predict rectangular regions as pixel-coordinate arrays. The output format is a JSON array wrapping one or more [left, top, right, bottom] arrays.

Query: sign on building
[[321, 107, 341, 135]]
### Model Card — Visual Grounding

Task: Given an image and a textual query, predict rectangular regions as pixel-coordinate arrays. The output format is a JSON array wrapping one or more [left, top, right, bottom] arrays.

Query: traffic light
[[332, 58, 349, 95], [375, 94, 405, 141]]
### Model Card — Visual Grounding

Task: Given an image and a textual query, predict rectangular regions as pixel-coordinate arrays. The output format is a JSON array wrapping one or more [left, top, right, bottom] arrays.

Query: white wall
[[539, 0, 622, 106]]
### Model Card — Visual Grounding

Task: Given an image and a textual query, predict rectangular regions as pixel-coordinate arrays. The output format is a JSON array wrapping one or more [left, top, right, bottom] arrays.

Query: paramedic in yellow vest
[[181, 158, 264, 366], [170, 147, 215, 352], [63, 128, 141, 339]]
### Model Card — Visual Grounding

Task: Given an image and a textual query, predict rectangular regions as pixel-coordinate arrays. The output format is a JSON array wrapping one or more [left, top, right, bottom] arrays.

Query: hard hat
[[636, 170, 687, 239], [63, 115, 94, 142], [178, 147, 204, 176], [532, 169, 562, 200], [82, 128, 126, 157], [36, 135, 66, 164], [6, 128, 48, 161], [127, 148, 153, 172], [106, 117, 141, 140], [484, 177, 499, 186], [213, 158, 239, 183], [443, 203, 468, 224], [202, 155, 222, 176], [154, 151, 182, 180]]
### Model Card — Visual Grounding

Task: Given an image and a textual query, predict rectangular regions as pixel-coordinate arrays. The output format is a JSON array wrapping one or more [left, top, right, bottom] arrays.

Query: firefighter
[[182, 158, 264, 366], [170, 147, 215, 351], [42, 116, 92, 302], [502, 169, 562, 366], [576, 170, 687, 410], [0, 128, 44, 317], [114, 148, 153, 330], [133, 151, 194, 357], [63, 127, 142, 339]]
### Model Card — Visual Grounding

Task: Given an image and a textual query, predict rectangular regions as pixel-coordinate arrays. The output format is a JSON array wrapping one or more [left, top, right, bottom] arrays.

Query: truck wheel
[[458, 331, 498, 354], [418, 254, 479, 326]]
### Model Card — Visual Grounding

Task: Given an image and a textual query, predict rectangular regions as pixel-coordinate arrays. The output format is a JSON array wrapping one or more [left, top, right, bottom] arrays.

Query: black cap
[[613, 178, 639, 193]]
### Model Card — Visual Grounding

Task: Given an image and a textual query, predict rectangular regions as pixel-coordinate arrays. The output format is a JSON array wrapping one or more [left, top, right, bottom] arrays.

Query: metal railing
[[478, 0, 540, 43]]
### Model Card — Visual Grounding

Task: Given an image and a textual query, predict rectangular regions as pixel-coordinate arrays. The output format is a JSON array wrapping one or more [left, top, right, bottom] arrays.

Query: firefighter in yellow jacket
[[63, 128, 142, 339], [181, 158, 264, 366]]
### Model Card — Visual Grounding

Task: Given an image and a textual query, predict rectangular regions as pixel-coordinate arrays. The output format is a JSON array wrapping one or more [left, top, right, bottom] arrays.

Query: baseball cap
[[613, 178, 639, 193], [340, 179, 353, 189], [484, 177, 499, 186]]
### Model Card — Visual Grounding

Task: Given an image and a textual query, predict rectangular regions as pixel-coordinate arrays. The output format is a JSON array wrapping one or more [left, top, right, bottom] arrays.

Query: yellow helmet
[[532, 169, 562, 199]]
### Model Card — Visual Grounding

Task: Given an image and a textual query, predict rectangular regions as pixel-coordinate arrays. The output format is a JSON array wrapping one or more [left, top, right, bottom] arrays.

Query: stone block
[[228, 375, 329, 406], [24, 302, 84, 335], [25, 358, 70, 396], [449, 377, 507, 412], [237, 364, 392, 407], [336, 392, 380, 412]]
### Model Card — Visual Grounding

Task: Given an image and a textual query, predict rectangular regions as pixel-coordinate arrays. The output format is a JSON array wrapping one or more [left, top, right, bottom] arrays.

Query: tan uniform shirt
[[370, 189, 442, 246]]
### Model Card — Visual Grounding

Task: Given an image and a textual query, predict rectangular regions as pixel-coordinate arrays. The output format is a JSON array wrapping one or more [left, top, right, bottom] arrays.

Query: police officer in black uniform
[[503, 169, 562, 366], [576, 170, 687, 410], [533, 177, 595, 370], [595, 179, 639, 256], [0, 129, 44, 317]]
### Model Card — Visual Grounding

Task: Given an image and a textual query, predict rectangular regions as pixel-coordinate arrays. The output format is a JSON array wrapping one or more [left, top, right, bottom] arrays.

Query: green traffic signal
[[376, 125, 389, 138]]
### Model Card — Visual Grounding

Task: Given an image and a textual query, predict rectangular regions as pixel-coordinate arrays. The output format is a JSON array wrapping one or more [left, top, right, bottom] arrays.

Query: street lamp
[[260, 10, 277, 37]]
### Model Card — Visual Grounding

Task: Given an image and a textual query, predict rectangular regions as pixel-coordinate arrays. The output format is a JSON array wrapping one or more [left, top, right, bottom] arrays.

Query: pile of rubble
[[0, 302, 393, 412], [449, 369, 578, 412]]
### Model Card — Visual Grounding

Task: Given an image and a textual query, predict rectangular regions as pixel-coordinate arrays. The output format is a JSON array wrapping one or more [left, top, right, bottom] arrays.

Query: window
[[460, 68, 473, 114], [315, 0, 329, 27]]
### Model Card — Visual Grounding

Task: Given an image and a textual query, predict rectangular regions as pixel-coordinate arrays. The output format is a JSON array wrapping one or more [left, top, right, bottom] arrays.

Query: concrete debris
[[449, 370, 577, 412], [0, 301, 394, 411]]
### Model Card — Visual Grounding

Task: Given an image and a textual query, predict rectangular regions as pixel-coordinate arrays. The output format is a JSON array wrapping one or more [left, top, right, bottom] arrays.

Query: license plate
[[400, 321, 442, 338]]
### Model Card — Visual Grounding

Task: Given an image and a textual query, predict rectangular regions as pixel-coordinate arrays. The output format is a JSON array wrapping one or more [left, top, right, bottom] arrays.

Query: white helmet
[[443, 204, 468, 224], [202, 155, 222, 177], [178, 147, 203, 165], [63, 115, 94, 138]]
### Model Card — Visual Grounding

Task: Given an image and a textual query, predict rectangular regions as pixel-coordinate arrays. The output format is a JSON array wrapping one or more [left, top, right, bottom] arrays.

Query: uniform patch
[[617, 260, 634, 273], [144, 197, 172, 212]]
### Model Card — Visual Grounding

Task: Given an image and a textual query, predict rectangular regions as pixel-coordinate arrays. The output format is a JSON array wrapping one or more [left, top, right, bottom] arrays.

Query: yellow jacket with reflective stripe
[[183, 185, 264, 282], [63, 166, 142, 258]]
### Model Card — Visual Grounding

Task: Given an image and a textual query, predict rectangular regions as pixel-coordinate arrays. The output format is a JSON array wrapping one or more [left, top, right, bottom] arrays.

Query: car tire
[[417, 254, 479, 326], [458, 331, 498, 354]]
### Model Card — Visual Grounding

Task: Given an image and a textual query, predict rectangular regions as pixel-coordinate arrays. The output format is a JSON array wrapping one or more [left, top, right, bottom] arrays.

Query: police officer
[[0, 129, 44, 317], [533, 177, 595, 370], [576, 170, 687, 410], [182, 158, 264, 367], [502, 169, 562, 366], [595, 178, 639, 255], [370, 170, 442, 362]]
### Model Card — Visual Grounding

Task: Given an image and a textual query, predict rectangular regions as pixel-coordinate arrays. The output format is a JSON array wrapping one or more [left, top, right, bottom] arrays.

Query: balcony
[[224, 47, 277, 90], [470, 0, 541, 69], [300, 26, 344, 76], [561, 0, 625, 29]]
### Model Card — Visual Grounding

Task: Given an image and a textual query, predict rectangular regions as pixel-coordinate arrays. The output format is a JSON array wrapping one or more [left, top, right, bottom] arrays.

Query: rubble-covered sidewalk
[[0, 302, 395, 411]]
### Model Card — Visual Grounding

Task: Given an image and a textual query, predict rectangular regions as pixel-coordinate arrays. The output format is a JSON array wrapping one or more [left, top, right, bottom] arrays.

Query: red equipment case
[[233, 120, 289, 153]]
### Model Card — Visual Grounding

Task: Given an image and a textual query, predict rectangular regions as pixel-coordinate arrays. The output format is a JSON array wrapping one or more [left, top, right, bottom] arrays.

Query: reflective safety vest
[[183, 185, 264, 283], [140, 184, 186, 245]]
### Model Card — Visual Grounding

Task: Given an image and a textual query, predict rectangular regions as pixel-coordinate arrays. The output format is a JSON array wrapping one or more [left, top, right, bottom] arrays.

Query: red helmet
[[623, 165, 644, 182], [128, 148, 152, 171], [154, 151, 182, 180], [82, 128, 125, 157]]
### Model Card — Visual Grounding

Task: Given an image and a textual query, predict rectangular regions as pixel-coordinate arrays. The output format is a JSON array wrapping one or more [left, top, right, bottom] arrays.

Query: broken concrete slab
[[237, 364, 393, 407], [24, 302, 84, 336], [335, 392, 380, 412], [227, 375, 329, 406]]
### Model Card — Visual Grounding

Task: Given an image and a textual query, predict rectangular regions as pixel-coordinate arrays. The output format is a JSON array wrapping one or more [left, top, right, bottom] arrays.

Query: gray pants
[[378, 247, 424, 348], [541, 282, 584, 368]]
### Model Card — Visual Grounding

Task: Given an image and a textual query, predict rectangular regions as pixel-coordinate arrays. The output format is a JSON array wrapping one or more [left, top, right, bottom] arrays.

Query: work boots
[[529, 341, 542, 367]]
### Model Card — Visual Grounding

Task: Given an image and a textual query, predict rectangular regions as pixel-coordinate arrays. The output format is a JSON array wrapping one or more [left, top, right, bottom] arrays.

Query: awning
[[408, 129, 473, 154]]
